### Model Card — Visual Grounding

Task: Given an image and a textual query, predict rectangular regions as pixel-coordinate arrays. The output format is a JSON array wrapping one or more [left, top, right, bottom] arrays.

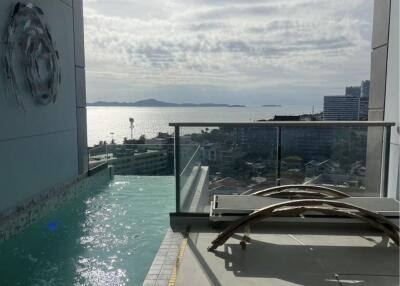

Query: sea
[[87, 105, 320, 146]]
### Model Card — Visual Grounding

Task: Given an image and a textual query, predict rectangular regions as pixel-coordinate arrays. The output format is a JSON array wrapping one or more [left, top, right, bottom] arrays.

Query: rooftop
[[175, 223, 399, 286]]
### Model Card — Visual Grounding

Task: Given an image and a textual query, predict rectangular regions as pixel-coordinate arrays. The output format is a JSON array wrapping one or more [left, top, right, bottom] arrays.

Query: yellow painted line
[[168, 235, 188, 286]]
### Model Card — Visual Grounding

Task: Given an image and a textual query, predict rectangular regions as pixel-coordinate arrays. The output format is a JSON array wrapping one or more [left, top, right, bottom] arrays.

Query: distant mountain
[[87, 98, 246, 107]]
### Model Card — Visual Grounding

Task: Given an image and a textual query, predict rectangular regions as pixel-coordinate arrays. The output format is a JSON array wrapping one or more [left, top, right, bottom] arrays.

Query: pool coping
[[143, 228, 186, 286]]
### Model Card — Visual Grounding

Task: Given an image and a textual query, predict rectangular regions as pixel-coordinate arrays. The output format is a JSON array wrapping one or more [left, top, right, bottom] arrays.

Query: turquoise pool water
[[0, 176, 174, 286]]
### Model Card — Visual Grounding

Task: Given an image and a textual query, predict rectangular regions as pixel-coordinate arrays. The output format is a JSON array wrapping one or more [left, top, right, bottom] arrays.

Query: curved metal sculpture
[[208, 199, 400, 251], [241, 184, 349, 199], [4, 2, 61, 110]]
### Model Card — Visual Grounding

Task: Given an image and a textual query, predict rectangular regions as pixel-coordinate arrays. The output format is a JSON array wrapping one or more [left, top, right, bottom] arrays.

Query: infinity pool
[[0, 176, 174, 286]]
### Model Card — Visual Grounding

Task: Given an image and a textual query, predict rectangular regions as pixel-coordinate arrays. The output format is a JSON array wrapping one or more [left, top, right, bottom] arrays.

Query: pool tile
[[155, 279, 169, 286], [143, 228, 184, 286], [146, 274, 159, 280]]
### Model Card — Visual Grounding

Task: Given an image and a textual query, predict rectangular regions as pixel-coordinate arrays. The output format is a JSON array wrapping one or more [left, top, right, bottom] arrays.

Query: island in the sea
[[87, 98, 246, 107], [262, 104, 282, 107]]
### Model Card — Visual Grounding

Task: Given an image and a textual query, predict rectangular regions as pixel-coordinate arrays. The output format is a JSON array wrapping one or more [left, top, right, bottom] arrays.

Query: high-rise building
[[345, 86, 361, 97], [325, 80, 370, 121], [361, 80, 370, 97], [359, 96, 369, 120], [323, 96, 360, 120]]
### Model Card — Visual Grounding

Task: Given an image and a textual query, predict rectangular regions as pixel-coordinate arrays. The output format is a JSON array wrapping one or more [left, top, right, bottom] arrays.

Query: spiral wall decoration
[[3, 2, 61, 110]]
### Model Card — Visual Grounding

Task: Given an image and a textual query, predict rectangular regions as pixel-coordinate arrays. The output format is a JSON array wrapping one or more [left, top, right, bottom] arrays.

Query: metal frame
[[277, 127, 282, 186], [169, 121, 395, 127], [382, 127, 392, 197], [241, 184, 350, 199], [208, 199, 400, 251], [174, 126, 181, 213]]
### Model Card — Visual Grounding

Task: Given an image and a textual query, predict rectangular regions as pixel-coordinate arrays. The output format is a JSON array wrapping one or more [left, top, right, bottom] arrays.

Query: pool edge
[[143, 228, 186, 286], [0, 166, 114, 242]]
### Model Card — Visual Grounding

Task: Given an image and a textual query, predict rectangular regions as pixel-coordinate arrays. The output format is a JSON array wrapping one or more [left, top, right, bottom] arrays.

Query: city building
[[324, 80, 370, 121], [145, 132, 173, 147], [361, 80, 370, 97], [323, 95, 360, 120], [323, 93, 369, 121], [359, 96, 369, 121], [232, 127, 276, 157], [89, 147, 172, 175], [345, 86, 361, 97]]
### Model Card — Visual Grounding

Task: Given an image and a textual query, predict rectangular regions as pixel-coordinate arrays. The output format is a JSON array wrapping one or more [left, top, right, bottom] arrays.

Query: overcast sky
[[84, 0, 373, 106]]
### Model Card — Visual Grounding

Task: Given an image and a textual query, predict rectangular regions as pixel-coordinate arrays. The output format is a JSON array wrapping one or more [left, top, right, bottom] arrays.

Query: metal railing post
[[174, 126, 181, 213], [276, 127, 282, 186], [105, 143, 108, 163], [382, 126, 391, 197]]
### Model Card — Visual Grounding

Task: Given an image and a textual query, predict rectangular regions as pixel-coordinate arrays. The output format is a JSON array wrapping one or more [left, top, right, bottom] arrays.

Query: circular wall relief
[[3, 2, 61, 110]]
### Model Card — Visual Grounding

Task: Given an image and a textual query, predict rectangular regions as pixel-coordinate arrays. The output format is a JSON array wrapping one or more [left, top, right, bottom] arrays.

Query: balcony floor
[[175, 224, 399, 286]]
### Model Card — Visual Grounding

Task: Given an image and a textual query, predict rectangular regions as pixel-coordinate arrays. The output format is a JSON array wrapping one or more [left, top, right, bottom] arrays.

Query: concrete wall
[[0, 0, 87, 213], [74, 0, 89, 175], [385, 0, 399, 199], [366, 0, 399, 199]]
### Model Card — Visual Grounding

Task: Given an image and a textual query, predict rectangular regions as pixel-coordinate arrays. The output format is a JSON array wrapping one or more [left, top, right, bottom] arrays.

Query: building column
[[73, 0, 88, 174], [385, 0, 399, 199], [366, 0, 399, 198]]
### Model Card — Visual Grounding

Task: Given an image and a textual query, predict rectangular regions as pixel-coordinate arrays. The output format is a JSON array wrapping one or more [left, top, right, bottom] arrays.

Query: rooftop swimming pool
[[0, 176, 174, 286]]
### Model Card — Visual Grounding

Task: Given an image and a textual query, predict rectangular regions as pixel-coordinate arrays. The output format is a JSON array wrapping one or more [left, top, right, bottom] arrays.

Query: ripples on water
[[0, 176, 174, 286]]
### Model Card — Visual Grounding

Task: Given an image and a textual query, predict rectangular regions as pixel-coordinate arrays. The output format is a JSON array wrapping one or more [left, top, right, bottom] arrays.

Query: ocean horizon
[[87, 105, 321, 146]]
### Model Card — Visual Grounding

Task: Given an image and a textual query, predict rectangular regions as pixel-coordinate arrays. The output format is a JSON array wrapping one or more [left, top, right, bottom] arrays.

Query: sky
[[84, 0, 373, 106]]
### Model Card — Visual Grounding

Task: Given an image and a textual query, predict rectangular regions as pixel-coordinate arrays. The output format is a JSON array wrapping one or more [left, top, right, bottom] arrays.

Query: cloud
[[84, 0, 373, 104]]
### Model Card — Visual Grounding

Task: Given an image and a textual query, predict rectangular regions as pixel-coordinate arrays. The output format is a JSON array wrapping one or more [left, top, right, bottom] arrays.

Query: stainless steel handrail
[[169, 121, 395, 127]]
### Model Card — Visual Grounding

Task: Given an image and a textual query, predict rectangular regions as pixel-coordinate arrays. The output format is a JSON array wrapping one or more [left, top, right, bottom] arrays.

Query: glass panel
[[88, 144, 109, 169], [179, 143, 202, 211], [176, 124, 387, 213], [179, 126, 278, 213], [89, 144, 174, 175], [281, 126, 373, 196]]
